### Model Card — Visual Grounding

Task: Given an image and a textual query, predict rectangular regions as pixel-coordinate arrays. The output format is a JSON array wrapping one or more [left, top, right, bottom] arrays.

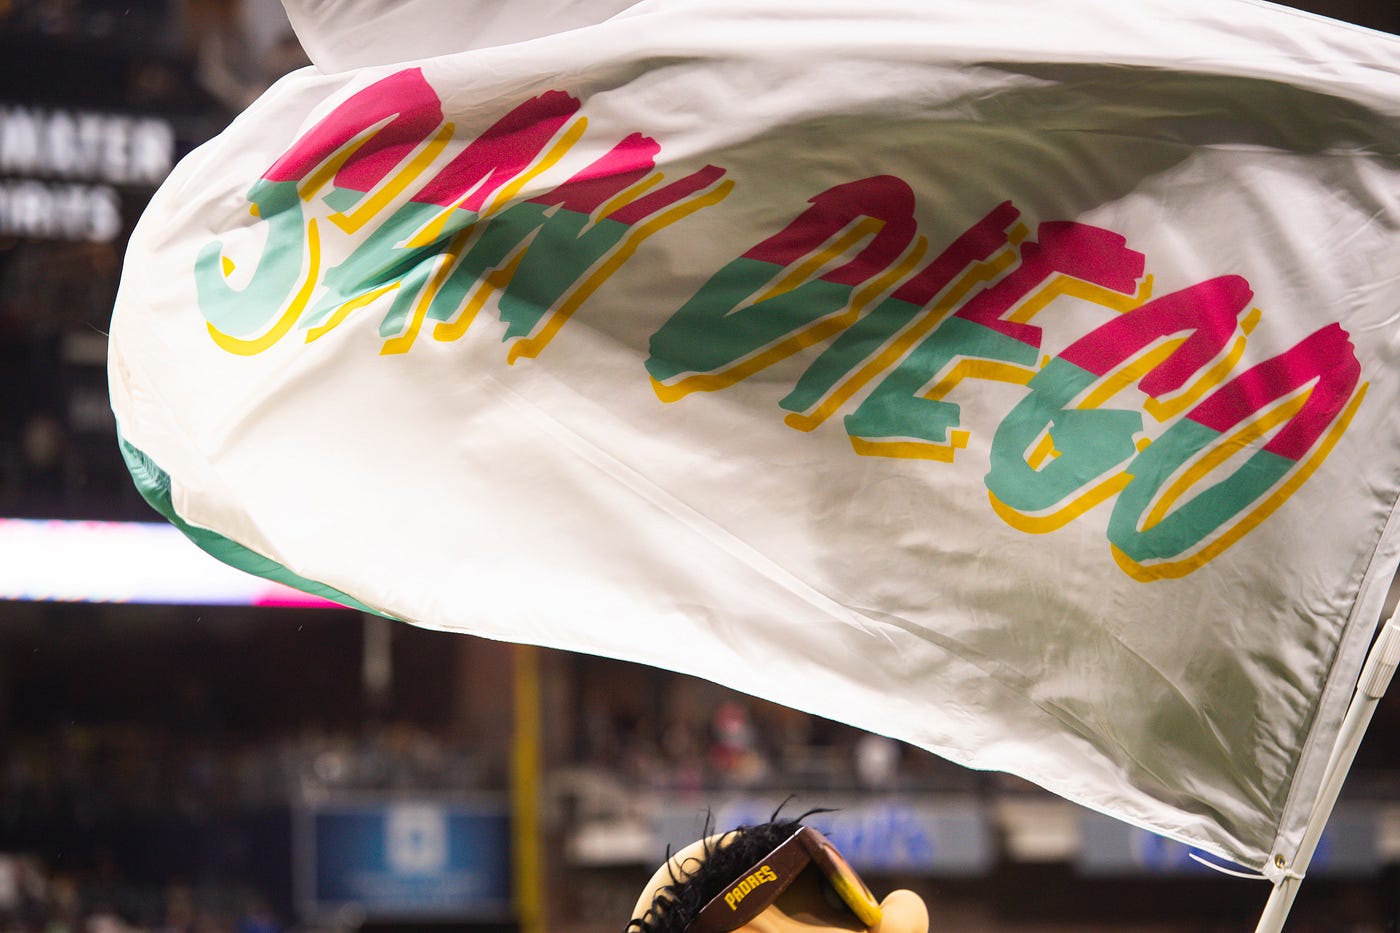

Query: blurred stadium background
[[0, 1, 1396, 930]]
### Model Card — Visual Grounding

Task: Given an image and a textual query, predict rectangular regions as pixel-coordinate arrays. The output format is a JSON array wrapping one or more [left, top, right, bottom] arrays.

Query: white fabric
[[281, 0, 646, 73], [109, 0, 1400, 880]]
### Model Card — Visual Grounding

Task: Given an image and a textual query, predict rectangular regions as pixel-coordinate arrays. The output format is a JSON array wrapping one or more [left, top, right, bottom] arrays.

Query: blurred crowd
[[0, 702, 974, 832], [574, 690, 984, 796], [0, 855, 282, 933], [0, 724, 480, 933], [0, 0, 307, 110], [2, 722, 484, 823]]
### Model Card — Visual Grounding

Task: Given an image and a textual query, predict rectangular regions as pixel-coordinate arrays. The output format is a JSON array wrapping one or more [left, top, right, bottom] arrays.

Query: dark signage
[[294, 796, 512, 921], [0, 104, 175, 242]]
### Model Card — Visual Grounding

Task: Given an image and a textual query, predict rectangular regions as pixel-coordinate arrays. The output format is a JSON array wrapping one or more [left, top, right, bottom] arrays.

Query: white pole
[[1253, 606, 1400, 933]]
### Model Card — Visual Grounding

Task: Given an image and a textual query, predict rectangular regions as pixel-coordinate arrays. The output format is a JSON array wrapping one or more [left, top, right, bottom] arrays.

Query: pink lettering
[[412, 90, 580, 210], [528, 133, 659, 214], [1059, 275, 1253, 395], [889, 201, 1021, 306], [742, 175, 918, 286], [1187, 323, 1361, 460], [953, 221, 1145, 346], [264, 68, 442, 190]]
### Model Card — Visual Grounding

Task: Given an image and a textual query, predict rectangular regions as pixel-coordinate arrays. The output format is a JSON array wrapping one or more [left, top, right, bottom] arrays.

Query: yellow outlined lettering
[[207, 218, 322, 356], [508, 178, 736, 363], [1113, 385, 1366, 581], [328, 122, 456, 234], [651, 219, 919, 403]]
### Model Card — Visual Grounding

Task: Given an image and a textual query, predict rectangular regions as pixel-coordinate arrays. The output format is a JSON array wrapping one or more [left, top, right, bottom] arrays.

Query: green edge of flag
[[117, 431, 388, 617]]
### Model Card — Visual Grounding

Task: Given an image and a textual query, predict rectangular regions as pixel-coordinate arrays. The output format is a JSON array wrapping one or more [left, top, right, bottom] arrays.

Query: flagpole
[[512, 644, 546, 933], [1254, 606, 1400, 933]]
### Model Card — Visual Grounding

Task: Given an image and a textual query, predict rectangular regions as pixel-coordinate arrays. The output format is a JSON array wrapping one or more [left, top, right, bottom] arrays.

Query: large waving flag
[[109, 0, 1400, 893]]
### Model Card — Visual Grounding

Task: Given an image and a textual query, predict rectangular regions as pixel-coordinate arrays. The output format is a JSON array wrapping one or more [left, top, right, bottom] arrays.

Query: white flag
[[108, 0, 1400, 880]]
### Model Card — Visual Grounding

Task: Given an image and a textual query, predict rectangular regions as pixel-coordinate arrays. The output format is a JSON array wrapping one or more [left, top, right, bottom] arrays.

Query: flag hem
[[1269, 484, 1400, 877], [116, 430, 388, 618]]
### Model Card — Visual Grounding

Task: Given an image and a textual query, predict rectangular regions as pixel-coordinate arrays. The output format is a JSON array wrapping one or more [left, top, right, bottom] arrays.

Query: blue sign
[[1076, 810, 1380, 879], [657, 796, 994, 876], [823, 802, 993, 876], [297, 796, 511, 919]]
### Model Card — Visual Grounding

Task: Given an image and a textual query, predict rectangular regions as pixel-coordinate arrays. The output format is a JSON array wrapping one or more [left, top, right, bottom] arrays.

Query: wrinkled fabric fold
[[110, 0, 1400, 880]]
